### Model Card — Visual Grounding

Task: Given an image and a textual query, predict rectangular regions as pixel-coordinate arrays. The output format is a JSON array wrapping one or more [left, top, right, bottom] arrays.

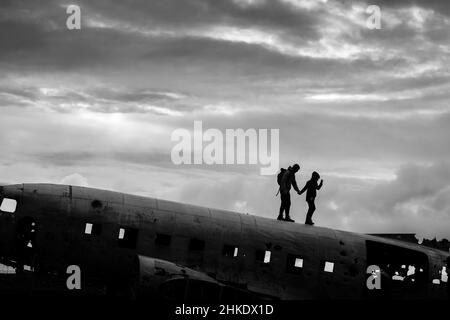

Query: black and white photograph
[[0, 0, 449, 316]]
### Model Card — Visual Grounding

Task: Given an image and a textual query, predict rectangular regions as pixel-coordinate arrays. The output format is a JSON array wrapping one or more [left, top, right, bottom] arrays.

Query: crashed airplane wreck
[[0, 183, 449, 300]]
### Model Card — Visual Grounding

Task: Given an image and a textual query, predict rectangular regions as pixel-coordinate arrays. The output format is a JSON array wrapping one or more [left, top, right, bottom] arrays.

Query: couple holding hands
[[277, 164, 323, 225]]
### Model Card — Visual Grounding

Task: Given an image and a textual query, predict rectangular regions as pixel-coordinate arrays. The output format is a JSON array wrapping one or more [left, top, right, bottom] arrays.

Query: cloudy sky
[[1, 0, 449, 240]]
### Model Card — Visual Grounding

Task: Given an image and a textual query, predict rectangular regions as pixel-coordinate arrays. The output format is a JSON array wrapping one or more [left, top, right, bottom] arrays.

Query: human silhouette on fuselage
[[277, 164, 301, 222], [299, 171, 323, 225]]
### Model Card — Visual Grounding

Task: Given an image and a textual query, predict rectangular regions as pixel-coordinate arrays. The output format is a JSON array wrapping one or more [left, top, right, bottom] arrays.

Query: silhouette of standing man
[[277, 164, 301, 222], [299, 171, 323, 225]]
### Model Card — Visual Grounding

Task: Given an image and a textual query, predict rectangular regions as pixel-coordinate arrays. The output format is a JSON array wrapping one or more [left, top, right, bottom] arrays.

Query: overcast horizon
[[1, 0, 450, 240]]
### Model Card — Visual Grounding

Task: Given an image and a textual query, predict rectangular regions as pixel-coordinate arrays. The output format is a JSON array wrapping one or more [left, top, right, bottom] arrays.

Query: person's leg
[[284, 193, 295, 222], [305, 200, 316, 225], [305, 201, 311, 224], [278, 193, 287, 220], [310, 201, 316, 223], [278, 198, 285, 220], [285, 194, 291, 217]]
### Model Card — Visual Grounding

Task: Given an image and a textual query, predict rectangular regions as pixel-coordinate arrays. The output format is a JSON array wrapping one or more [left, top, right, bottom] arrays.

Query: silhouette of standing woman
[[299, 171, 323, 225]]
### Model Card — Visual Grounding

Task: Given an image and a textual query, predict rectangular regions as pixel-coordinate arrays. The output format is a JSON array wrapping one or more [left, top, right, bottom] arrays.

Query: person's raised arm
[[317, 179, 323, 190]]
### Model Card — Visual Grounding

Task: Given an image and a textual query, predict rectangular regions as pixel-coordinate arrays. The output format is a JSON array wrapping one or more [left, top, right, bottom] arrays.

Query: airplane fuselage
[[0, 184, 449, 300]]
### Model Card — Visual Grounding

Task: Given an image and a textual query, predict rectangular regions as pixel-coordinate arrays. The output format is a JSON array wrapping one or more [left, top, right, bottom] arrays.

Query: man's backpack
[[276, 168, 287, 196], [277, 168, 286, 186]]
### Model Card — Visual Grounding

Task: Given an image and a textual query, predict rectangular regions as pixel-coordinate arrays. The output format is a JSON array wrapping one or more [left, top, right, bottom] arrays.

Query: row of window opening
[[83, 222, 333, 273]]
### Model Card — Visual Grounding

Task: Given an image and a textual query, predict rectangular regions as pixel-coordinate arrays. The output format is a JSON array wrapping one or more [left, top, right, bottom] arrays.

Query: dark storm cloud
[[0, 2, 322, 81], [1, 0, 318, 69], [0, 20, 47, 55], [0, 25, 144, 71], [2, 0, 449, 99], [83, 0, 322, 39], [374, 0, 450, 16]]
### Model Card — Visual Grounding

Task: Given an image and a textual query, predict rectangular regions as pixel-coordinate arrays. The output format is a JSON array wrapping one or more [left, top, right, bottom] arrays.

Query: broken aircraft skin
[[0, 183, 448, 300]]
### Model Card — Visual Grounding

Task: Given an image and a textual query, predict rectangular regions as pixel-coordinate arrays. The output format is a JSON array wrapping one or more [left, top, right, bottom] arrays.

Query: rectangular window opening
[[85, 223, 93, 234], [84, 223, 101, 235], [118, 227, 139, 249], [295, 258, 304, 268], [23, 265, 34, 272], [441, 266, 448, 283], [286, 254, 304, 274], [264, 251, 271, 263], [323, 261, 334, 273], [0, 198, 17, 213], [366, 240, 430, 288]]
